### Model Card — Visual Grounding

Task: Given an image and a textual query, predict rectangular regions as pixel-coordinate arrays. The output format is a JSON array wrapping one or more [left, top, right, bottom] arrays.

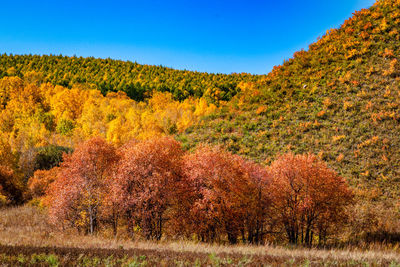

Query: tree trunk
[[88, 206, 94, 234], [126, 210, 134, 238], [156, 213, 163, 240], [113, 210, 118, 237]]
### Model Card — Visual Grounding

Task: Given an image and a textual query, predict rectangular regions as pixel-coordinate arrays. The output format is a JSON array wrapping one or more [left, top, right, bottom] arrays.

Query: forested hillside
[[0, 54, 262, 102]]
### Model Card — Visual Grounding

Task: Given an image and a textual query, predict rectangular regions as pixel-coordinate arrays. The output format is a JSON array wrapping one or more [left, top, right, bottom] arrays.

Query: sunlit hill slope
[[180, 0, 400, 203]]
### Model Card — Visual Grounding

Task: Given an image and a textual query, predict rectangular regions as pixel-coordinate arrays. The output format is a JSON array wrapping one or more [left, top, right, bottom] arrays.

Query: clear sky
[[0, 0, 375, 74]]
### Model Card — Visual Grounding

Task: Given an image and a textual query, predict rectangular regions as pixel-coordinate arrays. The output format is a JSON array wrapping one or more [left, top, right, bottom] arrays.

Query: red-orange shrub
[[46, 137, 119, 234], [28, 167, 59, 198], [183, 145, 272, 244], [269, 153, 353, 245], [112, 136, 187, 240]]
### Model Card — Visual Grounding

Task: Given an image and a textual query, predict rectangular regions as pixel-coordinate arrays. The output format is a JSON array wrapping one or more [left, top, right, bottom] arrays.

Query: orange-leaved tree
[[0, 134, 24, 205], [240, 159, 273, 244], [112, 136, 187, 240], [269, 153, 353, 246], [28, 167, 60, 199], [183, 145, 272, 244], [46, 137, 119, 234], [0, 165, 24, 205]]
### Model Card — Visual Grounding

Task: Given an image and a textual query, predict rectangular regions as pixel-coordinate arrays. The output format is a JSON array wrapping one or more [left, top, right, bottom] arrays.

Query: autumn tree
[[183, 145, 272, 244], [0, 134, 24, 204], [0, 76, 24, 109], [112, 137, 187, 240], [46, 137, 119, 234], [0, 166, 13, 206], [240, 160, 273, 244], [28, 167, 59, 198], [269, 153, 353, 246], [0, 165, 24, 204]]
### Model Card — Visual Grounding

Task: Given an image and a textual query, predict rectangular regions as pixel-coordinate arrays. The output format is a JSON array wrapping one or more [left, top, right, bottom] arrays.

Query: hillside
[[179, 0, 400, 204], [2, 0, 400, 246], [0, 54, 262, 102]]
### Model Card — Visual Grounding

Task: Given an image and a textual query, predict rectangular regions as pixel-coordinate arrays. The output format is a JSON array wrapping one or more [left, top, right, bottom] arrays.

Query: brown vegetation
[[0, 205, 399, 266], [39, 137, 352, 246]]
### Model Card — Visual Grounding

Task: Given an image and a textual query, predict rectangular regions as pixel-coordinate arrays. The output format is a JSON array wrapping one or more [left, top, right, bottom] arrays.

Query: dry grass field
[[0, 205, 400, 266]]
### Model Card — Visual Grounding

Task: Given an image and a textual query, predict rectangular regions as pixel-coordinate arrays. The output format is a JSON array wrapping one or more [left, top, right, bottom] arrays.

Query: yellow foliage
[[0, 193, 7, 207], [0, 133, 15, 168], [49, 87, 89, 121], [336, 153, 344, 162], [256, 106, 268, 115], [317, 110, 326, 118], [332, 135, 346, 142], [343, 101, 353, 111], [0, 77, 218, 160], [0, 77, 24, 109], [357, 136, 379, 149], [323, 98, 333, 108]]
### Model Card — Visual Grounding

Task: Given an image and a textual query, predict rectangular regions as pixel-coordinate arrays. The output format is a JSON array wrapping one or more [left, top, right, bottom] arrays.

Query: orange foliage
[[46, 137, 119, 234], [112, 136, 186, 240], [269, 153, 353, 245], [183, 145, 271, 244], [0, 165, 23, 205], [28, 167, 59, 198]]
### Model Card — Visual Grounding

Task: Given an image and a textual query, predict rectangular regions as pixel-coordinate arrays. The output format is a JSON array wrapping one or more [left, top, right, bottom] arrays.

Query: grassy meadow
[[1, 205, 400, 266]]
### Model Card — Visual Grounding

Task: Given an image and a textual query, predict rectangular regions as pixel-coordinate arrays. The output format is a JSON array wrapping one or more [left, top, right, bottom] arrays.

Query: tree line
[[0, 54, 263, 102], [28, 137, 353, 246]]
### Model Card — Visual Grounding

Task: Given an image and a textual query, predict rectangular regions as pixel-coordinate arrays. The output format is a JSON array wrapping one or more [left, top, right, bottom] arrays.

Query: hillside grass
[[178, 0, 400, 206]]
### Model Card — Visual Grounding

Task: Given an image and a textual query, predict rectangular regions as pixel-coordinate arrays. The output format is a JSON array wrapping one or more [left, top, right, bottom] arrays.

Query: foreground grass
[[0, 205, 399, 266]]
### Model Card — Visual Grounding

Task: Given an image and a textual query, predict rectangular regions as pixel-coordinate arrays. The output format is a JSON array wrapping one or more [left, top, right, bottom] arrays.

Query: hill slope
[[179, 0, 400, 201], [1, 0, 400, 234]]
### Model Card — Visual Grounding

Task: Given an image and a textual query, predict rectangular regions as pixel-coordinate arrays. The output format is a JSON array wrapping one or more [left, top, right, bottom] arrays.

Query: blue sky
[[0, 0, 375, 74]]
